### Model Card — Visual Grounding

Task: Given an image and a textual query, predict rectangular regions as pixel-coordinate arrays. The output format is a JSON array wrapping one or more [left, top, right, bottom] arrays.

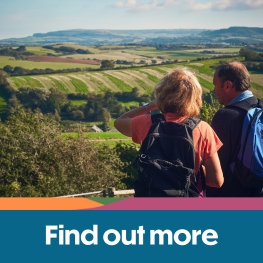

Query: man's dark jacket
[[206, 96, 263, 197]]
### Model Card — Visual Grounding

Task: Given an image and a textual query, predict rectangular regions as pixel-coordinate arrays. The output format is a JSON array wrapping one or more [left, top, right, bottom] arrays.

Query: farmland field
[[27, 56, 100, 65], [1, 45, 263, 99], [0, 57, 100, 70], [6, 59, 263, 98], [61, 131, 134, 147]]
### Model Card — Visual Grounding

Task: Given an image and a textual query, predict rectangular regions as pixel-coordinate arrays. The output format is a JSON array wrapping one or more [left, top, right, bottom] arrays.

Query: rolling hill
[[1, 27, 263, 46]]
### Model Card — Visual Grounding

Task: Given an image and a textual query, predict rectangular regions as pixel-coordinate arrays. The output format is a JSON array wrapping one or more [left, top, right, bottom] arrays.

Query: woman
[[114, 68, 224, 196]]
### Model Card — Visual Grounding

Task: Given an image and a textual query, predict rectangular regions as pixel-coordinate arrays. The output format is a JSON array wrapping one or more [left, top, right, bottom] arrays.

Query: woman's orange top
[[132, 113, 223, 175]]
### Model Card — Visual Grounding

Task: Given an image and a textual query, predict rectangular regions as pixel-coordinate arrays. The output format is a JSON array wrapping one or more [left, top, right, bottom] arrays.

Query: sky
[[0, 0, 263, 40]]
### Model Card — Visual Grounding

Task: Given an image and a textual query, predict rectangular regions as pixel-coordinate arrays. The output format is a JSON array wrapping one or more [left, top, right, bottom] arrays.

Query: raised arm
[[114, 101, 157, 137]]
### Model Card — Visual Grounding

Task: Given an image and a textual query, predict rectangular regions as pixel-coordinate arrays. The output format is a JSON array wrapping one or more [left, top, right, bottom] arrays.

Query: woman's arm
[[203, 152, 224, 188], [114, 101, 157, 137]]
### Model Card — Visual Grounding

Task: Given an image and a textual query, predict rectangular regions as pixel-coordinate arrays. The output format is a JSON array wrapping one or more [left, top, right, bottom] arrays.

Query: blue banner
[[0, 210, 262, 263]]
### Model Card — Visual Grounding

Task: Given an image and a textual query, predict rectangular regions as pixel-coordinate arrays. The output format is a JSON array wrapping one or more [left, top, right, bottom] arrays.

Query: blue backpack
[[229, 98, 263, 188]]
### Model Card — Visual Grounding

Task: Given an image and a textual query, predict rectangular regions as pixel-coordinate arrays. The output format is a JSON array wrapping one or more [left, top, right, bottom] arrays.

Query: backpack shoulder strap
[[151, 113, 166, 123], [227, 96, 261, 111], [151, 114, 201, 130], [257, 98, 263, 108], [183, 117, 201, 130]]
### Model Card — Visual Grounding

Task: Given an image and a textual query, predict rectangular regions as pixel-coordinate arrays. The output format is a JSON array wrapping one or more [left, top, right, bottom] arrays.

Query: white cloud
[[111, 0, 263, 12], [113, 0, 137, 7], [112, 0, 180, 12], [212, 0, 263, 10], [187, 1, 212, 11]]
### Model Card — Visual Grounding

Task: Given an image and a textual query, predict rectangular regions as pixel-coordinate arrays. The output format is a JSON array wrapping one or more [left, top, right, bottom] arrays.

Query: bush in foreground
[[0, 108, 127, 197]]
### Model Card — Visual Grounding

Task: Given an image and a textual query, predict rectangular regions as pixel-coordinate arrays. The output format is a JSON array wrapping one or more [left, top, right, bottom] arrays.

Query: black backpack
[[133, 114, 203, 197]]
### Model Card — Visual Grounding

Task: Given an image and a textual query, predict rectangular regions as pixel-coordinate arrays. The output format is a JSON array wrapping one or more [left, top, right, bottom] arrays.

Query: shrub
[[0, 109, 126, 196]]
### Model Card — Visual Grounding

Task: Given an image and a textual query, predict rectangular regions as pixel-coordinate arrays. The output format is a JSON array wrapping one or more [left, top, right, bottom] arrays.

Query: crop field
[[7, 58, 263, 98], [1, 45, 262, 99], [58, 46, 241, 63], [63, 51, 151, 63], [185, 47, 241, 53], [27, 56, 100, 65], [0, 57, 100, 70]]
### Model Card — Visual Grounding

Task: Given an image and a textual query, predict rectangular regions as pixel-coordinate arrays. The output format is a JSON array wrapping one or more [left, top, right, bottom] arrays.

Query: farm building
[[89, 125, 103, 132]]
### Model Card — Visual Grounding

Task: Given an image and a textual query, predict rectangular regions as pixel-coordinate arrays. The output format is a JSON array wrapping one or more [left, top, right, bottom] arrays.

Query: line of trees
[[2, 65, 91, 76], [239, 48, 263, 71], [43, 45, 93, 54], [0, 45, 34, 57]]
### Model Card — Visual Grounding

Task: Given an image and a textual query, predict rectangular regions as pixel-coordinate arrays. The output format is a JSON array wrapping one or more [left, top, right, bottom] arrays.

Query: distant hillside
[[0, 27, 263, 46], [198, 27, 263, 44], [0, 29, 205, 46]]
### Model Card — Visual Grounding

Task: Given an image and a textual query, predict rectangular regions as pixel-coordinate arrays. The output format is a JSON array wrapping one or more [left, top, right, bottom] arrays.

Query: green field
[[25, 46, 62, 55], [61, 131, 134, 147], [0, 57, 100, 70], [6, 58, 263, 98]]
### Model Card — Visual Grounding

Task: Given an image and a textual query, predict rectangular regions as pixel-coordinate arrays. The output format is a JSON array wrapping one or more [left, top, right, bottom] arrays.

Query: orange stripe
[[0, 198, 103, 210]]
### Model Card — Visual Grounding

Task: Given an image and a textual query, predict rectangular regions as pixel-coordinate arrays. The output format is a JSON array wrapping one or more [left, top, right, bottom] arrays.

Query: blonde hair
[[155, 67, 202, 116]]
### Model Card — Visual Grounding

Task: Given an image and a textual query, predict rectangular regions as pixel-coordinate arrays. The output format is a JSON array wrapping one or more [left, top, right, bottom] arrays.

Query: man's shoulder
[[213, 96, 259, 118], [227, 96, 259, 110], [213, 106, 241, 119], [212, 105, 245, 130]]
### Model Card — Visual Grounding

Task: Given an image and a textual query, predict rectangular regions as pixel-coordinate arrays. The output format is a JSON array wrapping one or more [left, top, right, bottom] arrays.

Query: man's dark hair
[[215, 61, 250, 91]]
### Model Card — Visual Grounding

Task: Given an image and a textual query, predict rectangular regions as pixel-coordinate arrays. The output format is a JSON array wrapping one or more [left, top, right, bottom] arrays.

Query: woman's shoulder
[[196, 120, 212, 130], [195, 120, 218, 137]]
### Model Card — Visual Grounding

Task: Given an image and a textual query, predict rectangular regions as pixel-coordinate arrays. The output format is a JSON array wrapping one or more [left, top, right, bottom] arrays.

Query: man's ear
[[223, 80, 233, 92]]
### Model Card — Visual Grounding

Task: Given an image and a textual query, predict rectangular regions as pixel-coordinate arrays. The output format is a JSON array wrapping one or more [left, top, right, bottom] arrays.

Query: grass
[[197, 76, 214, 91], [101, 72, 133, 92], [23, 76, 44, 88], [88, 75, 109, 92], [61, 131, 133, 147], [0, 58, 100, 70], [70, 100, 87, 106], [251, 82, 263, 92], [12, 77, 28, 88], [47, 77, 69, 93], [133, 78, 153, 94], [120, 101, 140, 108], [62, 131, 129, 139], [87, 132, 129, 139], [68, 76, 89, 93], [25, 46, 61, 56], [150, 66, 167, 74], [132, 68, 159, 83]]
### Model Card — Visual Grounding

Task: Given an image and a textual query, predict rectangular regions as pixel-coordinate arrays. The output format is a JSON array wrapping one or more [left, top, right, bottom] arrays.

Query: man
[[206, 61, 262, 197]]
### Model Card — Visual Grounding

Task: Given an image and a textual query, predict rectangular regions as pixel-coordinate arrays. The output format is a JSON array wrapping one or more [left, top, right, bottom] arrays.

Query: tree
[[16, 45, 26, 52], [70, 110, 84, 120], [0, 108, 127, 196], [3, 65, 13, 73], [100, 60, 115, 70], [8, 94, 19, 108], [96, 108, 111, 122]]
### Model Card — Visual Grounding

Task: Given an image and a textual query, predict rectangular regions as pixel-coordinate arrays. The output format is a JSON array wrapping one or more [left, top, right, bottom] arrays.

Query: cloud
[[111, 0, 263, 12], [212, 0, 263, 10], [112, 0, 180, 12], [187, 1, 212, 11]]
